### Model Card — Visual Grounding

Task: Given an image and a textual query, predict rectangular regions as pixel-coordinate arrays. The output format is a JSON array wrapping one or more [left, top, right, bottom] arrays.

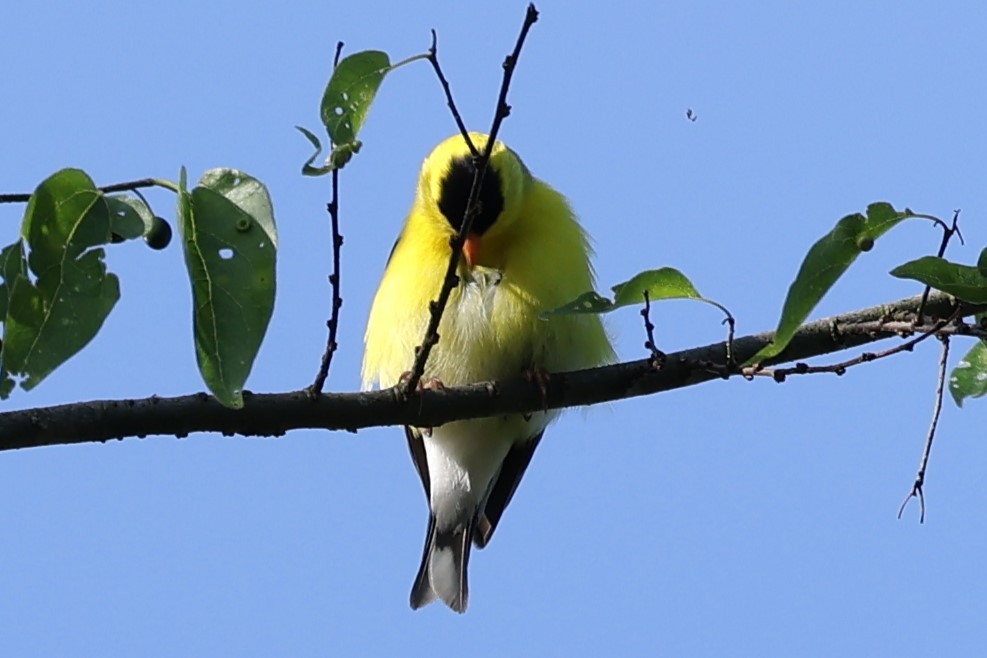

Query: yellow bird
[[362, 132, 613, 613]]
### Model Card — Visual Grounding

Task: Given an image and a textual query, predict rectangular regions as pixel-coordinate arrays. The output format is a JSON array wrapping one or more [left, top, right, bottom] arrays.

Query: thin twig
[[723, 315, 737, 365], [695, 300, 739, 379], [401, 3, 540, 396], [309, 41, 347, 397], [750, 311, 956, 382], [640, 291, 665, 367], [917, 209, 962, 319], [485, 3, 540, 159], [0, 178, 164, 204], [427, 30, 478, 158], [897, 335, 951, 523]]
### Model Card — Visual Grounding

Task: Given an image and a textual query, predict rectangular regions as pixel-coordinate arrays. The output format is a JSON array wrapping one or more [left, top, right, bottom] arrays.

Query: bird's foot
[[397, 372, 445, 391], [398, 372, 445, 436], [522, 367, 551, 418]]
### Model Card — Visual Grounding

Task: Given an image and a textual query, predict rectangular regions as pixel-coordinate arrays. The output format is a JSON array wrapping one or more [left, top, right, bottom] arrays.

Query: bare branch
[[898, 335, 951, 523], [309, 41, 347, 396], [750, 308, 958, 381], [0, 291, 979, 453], [1, 178, 166, 204], [427, 30, 478, 158], [640, 291, 665, 367]]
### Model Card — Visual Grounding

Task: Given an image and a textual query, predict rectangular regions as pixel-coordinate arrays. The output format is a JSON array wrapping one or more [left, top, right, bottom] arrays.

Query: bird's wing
[[405, 426, 430, 498], [474, 431, 544, 549], [384, 233, 402, 268]]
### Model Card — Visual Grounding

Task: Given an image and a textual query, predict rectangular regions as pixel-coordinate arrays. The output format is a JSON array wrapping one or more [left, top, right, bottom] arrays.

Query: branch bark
[[0, 291, 979, 453]]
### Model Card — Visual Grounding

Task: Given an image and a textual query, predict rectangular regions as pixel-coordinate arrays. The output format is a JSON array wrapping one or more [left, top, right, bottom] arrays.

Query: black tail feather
[[410, 514, 474, 613]]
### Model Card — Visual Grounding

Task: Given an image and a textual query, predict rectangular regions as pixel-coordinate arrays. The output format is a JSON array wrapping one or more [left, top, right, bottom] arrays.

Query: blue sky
[[2, 1, 987, 655]]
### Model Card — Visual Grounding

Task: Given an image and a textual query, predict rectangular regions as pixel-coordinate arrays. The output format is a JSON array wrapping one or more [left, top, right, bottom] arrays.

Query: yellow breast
[[362, 137, 612, 392]]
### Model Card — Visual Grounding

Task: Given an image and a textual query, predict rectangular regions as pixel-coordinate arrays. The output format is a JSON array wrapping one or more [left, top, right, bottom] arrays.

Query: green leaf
[[950, 339, 987, 407], [105, 194, 155, 240], [296, 125, 363, 176], [542, 268, 725, 319], [541, 291, 615, 317], [178, 167, 277, 409], [296, 126, 333, 176], [0, 241, 27, 399], [612, 268, 702, 307], [320, 50, 390, 146], [0, 240, 27, 319], [890, 256, 987, 304], [976, 247, 987, 278], [1, 168, 120, 395], [747, 202, 909, 365], [328, 140, 362, 170]]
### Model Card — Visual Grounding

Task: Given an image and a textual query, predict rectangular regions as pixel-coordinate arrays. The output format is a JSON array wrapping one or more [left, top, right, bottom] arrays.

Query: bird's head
[[417, 132, 531, 269]]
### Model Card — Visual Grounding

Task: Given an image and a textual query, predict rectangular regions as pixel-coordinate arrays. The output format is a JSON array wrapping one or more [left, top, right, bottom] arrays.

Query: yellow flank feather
[[362, 132, 613, 613]]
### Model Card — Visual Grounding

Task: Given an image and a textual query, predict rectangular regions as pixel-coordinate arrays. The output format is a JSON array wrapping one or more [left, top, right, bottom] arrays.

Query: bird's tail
[[410, 514, 474, 613]]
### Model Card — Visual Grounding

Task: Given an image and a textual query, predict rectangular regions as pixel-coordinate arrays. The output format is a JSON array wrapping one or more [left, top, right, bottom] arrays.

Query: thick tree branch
[[0, 292, 981, 453]]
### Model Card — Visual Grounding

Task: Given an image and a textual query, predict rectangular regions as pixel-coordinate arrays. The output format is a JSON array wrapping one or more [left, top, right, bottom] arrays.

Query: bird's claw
[[399, 372, 445, 436], [523, 367, 551, 415]]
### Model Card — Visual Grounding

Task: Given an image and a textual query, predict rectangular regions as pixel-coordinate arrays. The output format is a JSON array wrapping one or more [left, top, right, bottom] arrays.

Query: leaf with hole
[[890, 256, 987, 304], [747, 202, 910, 365], [178, 167, 277, 408], [320, 50, 390, 147], [0, 241, 27, 398], [950, 314, 987, 407], [0, 168, 120, 396], [105, 194, 154, 241], [541, 291, 615, 317]]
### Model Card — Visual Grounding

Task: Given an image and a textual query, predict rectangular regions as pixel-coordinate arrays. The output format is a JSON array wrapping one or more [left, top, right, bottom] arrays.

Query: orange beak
[[463, 233, 481, 269]]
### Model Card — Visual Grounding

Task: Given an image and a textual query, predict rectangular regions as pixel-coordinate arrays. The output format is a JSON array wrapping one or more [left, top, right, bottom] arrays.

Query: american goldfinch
[[362, 132, 612, 613]]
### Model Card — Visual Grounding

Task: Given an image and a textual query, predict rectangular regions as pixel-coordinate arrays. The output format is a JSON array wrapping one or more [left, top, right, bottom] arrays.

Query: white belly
[[425, 411, 554, 528], [424, 267, 556, 526]]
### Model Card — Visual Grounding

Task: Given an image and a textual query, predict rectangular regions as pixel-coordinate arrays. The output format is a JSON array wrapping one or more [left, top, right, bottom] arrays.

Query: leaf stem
[[389, 52, 432, 71]]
